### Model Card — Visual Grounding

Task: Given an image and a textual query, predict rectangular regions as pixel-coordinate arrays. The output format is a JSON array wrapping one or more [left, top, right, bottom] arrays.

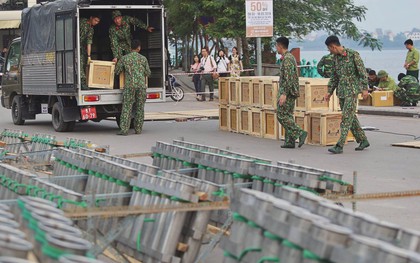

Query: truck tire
[[52, 102, 75, 132], [11, 96, 25, 125]]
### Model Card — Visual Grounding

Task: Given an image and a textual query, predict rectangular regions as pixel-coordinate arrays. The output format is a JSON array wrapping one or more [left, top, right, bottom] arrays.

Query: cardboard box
[[371, 91, 394, 107], [87, 60, 116, 89], [358, 93, 372, 106]]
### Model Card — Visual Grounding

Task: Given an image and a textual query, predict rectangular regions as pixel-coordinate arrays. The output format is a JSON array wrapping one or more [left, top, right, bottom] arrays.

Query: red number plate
[[80, 106, 97, 120]]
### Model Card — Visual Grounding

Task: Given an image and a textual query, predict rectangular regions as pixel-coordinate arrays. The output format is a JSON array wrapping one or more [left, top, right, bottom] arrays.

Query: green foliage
[[165, 0, 382, 64]]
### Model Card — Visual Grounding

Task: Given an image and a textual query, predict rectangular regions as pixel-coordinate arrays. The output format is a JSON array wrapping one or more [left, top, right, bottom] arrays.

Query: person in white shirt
[[216, 49, 230, 77], [200, 47, 217, 101]]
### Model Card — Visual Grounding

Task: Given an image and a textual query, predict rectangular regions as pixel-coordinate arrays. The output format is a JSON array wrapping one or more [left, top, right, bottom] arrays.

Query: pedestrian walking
[[276, 37, 307, 149], [115, 39, 151, 135], [403, 39, 419, 81], [324, 35, 370, 154], [229, 47, 243, 77], [109, 10, 154, 62], [199, 46, 217, 101], [190, 54, 202, 101], [80, 14, 101, 90]]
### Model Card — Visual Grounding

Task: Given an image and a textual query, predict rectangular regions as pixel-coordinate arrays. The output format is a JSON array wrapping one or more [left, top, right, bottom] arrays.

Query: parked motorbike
[[167, 74, 185, 102]]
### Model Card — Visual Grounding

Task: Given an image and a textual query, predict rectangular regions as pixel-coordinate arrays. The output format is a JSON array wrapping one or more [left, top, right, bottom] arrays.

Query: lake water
[[300, 49, 408, 80]]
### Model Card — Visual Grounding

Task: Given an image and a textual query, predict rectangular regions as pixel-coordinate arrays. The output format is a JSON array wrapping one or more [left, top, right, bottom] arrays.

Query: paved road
[[1, 99, 420, 231]]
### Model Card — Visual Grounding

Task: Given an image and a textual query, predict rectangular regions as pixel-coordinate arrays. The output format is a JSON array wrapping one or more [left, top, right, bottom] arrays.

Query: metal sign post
[[246, 0, 273, 76]]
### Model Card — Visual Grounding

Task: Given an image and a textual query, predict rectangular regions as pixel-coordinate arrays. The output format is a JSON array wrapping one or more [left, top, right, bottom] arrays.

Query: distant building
[[0, 0, 36, 51], [407, 30, 420, 41]]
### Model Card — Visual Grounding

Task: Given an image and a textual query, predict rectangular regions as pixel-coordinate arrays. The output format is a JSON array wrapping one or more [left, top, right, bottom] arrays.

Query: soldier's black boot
[[117, 131, 128, 136], [328, 145, 343, 154], [298, 131, 308, 148], [281, 142, 295, 149], [355, 140, 370, 151]]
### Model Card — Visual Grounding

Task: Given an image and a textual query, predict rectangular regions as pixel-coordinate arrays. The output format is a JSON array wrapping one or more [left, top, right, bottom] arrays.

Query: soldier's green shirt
[[405, 47, 419, 71], [278, 51, 299, 98], [398, 75, 420, 94], [80, 18, 94, 52], [317, 54, 333, 78], [328, 48, 368, 98], [378, 76, 398, 92], [115, 51, 151, 90], [109, 16, 147, 59]]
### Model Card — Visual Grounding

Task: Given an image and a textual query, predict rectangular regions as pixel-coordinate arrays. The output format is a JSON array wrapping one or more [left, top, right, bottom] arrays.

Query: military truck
[[1, 0, 167, 131]]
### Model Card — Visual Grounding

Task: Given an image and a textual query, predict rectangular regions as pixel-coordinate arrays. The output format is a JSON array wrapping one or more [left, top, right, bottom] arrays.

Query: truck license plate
[[81, 106, 97, 120]]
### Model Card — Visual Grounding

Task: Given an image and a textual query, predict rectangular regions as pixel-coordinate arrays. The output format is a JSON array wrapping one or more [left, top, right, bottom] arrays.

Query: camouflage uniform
[[80, 18, 94, 89], [328, 48, 368, 148], [109, 16, 147, 60], [277, 51, 304, 145], [317, 54, 333, 78], [115, 51, 151, 134], [396, 75, 420, 104]]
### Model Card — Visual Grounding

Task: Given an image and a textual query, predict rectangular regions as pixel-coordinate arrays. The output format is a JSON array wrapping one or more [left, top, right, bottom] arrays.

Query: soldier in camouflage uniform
[[276, 37, 307, 149], [324, 36, 370, 154], [109, 10, 154, 62], [115, 40, 151, 135], [80, 15, 101, 89], [317, 53, 333, 78], [396, 73, 420, 106]]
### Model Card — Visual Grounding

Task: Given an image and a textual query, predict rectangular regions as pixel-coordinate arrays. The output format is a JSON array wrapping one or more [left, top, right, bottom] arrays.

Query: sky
[[353, 0, 420, 32]]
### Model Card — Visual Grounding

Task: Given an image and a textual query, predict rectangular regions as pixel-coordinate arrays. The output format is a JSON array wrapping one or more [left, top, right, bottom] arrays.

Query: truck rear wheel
[[11, 96, 25, 125], [52, 102, 75, 132]]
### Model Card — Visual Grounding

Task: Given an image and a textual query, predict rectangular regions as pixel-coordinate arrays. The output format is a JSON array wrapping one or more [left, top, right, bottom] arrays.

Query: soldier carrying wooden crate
[[324, 36, 370, 154], [275, 37, 308, 149]]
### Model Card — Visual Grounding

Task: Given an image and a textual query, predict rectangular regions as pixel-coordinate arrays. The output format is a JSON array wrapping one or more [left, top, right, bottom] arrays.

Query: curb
[[358, 109, 420, 118]]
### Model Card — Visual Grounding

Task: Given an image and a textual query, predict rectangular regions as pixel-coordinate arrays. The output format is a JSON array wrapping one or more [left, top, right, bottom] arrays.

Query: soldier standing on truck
[[109, 10, 154, 63], [80, 15, 101, 90]]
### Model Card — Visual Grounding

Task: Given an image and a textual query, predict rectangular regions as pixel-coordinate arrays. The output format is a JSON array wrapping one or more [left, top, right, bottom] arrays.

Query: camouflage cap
[[112, 10, 122, 19], [377, 70, 388, 79]]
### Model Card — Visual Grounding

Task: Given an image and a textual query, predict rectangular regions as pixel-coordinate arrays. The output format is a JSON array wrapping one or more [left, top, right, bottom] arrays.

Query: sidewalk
[[169, 69, 420, 118]]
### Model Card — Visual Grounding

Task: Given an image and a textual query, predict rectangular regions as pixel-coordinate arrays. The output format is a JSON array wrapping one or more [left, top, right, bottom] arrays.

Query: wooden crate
[[218, 77, 230, 104], [262, 109, 279, 140], [331, 90, 340, 111], [261, 79, 279, 110], [308, 112, 342, 146], [251, 80, 262, 107], [228, 106, 239, 133], [347, 130, 355, 142], [249, 108, 263, 137], [228, 78, 240, 105], [296, 78, 330, 111], [279, 111, 309, 142], [239, 77, 253, 106], [87, 60, 116, 89], [238, 107, 251, 135], [219, 104, 228, 131]]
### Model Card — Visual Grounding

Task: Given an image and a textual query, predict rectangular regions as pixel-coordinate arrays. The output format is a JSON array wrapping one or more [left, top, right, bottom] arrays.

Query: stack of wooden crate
[[219, 77, 354, 146]]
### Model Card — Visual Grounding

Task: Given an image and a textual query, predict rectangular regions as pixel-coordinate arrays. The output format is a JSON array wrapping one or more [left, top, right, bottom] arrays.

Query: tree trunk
[[241, 36, 250, 74], [175, 37, 178, 69]]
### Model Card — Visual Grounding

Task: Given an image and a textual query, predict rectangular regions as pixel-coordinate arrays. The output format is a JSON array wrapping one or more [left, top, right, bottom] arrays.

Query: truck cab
[[1, 0, 167, 132]]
